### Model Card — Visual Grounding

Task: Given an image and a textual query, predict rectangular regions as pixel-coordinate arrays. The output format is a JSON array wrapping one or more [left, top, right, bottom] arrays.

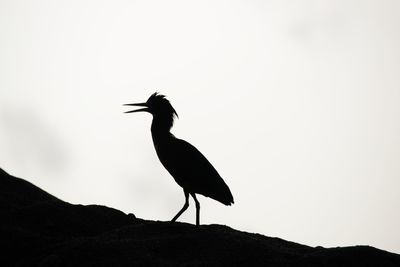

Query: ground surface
[[1, 168, 399, 266]]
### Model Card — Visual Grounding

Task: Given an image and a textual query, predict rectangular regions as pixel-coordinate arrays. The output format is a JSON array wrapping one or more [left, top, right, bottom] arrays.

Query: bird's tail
[[213, 179, 234, 206]]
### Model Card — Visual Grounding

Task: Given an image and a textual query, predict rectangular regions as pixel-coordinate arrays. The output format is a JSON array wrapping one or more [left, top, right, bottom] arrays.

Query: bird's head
[[124, 92, 178, 130]]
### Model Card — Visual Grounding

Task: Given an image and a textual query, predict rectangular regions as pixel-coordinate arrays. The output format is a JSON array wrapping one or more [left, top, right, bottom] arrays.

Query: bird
[[124, 92, 234, 226]]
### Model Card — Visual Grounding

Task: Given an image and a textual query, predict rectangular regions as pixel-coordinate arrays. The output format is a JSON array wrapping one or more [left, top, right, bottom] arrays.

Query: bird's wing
[[163, 138, 234, 205]]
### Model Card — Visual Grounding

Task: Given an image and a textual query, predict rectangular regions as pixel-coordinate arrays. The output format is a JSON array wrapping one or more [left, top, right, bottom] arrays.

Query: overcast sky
[[1, 0, 399, 254]]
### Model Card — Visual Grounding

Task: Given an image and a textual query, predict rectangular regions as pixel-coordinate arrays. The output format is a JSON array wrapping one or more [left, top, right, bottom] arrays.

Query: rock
[[0, 168, 399, 266]]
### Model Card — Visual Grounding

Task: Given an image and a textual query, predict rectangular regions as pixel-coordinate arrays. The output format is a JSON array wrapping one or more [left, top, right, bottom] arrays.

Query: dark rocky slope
[[1, 168, 399, 266]]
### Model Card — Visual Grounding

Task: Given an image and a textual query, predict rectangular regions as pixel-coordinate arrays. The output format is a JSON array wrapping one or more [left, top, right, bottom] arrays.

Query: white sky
[[1, 0, 399, 253]]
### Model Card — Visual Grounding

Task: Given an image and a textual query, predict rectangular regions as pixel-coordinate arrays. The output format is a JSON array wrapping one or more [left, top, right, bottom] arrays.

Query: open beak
[[123, 102, 150, 113]]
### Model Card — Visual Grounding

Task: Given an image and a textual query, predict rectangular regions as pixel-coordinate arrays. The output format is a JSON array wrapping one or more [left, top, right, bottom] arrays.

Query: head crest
[[147, 92, 178, 130]]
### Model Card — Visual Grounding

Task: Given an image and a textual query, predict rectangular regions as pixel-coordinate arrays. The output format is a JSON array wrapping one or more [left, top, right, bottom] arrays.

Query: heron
[[124, 93, 234, 225]]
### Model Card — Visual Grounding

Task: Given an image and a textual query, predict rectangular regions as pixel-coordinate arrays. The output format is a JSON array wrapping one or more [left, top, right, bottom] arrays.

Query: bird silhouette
[[124, 93, 234, 225]]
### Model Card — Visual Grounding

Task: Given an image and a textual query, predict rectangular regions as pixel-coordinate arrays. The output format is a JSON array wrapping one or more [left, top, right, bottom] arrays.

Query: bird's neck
[[151, 118, 174, 141]]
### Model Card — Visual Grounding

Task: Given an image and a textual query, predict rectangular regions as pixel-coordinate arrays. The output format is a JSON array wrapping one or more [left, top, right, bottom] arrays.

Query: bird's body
[[125, 93, 233, 225], [152, 132, 233, 205]]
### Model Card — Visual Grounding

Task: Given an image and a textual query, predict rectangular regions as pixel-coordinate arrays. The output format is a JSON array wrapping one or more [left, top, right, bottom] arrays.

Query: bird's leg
[[171, 190, 189, 222], [191, 193, 200, 226]]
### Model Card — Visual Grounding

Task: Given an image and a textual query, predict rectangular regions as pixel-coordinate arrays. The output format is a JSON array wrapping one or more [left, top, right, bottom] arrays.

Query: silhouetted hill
[[1, 168, 399, 266]]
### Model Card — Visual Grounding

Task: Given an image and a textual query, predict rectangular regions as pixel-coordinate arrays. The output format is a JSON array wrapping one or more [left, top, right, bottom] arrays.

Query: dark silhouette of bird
[[124, 93, 234, 225]]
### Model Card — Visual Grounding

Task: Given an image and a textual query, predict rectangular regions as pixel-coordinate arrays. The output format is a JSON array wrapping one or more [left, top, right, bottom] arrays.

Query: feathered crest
[[148, 92, 178, 118], [147, 92, 178, 130]]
